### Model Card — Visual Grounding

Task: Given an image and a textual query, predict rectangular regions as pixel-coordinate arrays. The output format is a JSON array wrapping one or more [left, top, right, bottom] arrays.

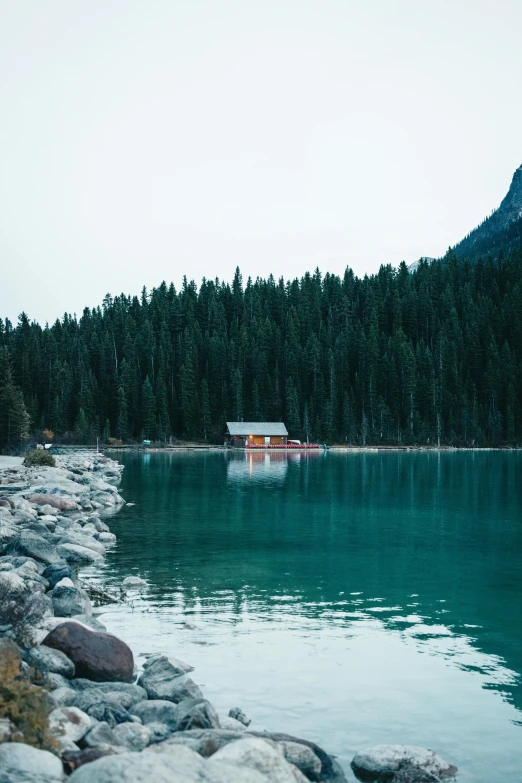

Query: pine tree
[[141, 376, 156, 440], [200, 379, 211, 441], [116, 385, 129, 442], [0, 348, 30, 452]]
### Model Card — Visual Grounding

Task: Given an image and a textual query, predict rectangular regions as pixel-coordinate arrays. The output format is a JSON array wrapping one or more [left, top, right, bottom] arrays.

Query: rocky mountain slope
[[452, 164, 522, 262]]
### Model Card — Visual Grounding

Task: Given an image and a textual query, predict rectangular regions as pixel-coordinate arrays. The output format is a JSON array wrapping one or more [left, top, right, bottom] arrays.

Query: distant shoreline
[[101, 444, 522, 453]]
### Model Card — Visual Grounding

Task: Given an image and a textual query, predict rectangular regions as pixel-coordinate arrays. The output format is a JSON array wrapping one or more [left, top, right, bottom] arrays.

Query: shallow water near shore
[[93, 450, 522, 781]]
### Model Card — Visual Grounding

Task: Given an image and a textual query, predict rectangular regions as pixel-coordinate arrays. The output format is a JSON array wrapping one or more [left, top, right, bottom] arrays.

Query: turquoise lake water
[[95, 450, 522, 781]]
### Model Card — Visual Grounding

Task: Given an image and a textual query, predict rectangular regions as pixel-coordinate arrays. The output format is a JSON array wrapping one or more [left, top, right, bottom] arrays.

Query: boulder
[[112, 721, 151, 751], [26, 644, 75, 678], [351, 746, 458, 782], [16, 530, 61, 565], [46, 672, 72, 690], [52, 582, 92, 617], [70, 681, 147, 710], [49, 706, 91, 743], [56, 544, 102, 565], [0, 742, 64, 783], [142, 652, 194, 673], [86, 701, 134, 727], [279, 741, 322, 781], [229, 706, 251, 726], [174, 697, 221, 731], [146, 722, 173, 744], [30, 494, 80, 511], [209, 737, 301, 783], [131, 699, 184, 731], [69, 744, 268, 783], [137, 656, 202, 702], [0, 570, 26, 595], [250, 731, 345, 782], [42, 621, 134, 682], [81, 721, 123, 751], [49, 686, 78, 708], [57, 532, 106, 555]]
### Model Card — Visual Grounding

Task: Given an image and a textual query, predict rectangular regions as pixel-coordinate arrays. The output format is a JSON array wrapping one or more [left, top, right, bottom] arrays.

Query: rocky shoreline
[[0, 450, 458, 783]]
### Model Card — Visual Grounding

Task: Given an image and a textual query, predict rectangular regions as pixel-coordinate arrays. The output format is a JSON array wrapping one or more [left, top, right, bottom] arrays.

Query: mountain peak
[[452, 165, 522, 262], [498, 164, 522, 223]]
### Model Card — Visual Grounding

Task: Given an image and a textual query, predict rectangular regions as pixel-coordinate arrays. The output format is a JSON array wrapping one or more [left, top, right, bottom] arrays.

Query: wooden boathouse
[[225, 422, 288, 448]]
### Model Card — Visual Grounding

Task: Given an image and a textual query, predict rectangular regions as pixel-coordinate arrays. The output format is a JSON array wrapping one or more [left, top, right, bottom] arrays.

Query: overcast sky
[[1, 0, 521, 325]]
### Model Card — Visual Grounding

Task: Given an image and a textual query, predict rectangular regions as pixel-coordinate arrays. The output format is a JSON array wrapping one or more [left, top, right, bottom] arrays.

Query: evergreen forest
[[2, 249, 522, 450]]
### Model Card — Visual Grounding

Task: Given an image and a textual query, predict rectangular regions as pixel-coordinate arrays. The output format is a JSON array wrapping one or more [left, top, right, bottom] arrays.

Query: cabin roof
[[226, 421, 288, 436]]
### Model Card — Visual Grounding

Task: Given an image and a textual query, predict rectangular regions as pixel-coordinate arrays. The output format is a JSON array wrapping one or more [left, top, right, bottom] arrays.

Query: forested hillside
[[2, 248, 522, 449]]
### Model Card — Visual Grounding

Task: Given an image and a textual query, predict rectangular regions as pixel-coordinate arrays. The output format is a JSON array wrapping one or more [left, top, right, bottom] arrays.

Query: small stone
[[229, 706, 251, 726], [122, 575, 146, 588]]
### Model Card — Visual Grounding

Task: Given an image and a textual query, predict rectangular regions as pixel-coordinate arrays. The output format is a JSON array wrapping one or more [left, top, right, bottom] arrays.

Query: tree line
[[1, 249, 522, 450]]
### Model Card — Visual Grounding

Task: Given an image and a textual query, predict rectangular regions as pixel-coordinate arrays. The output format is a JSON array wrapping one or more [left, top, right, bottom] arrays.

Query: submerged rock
[[42, 621, 134, 682]]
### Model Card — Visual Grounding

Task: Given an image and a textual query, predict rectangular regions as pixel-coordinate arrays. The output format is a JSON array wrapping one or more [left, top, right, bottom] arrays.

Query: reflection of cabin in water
[[225, 422, 288, 448]]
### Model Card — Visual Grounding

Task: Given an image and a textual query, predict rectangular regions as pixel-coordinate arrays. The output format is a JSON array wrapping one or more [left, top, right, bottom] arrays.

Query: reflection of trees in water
[[111, 450, 522, 712]]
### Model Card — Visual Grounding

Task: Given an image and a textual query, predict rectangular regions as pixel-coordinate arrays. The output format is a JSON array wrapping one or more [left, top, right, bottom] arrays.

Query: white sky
[[1, 0, 521, 326]]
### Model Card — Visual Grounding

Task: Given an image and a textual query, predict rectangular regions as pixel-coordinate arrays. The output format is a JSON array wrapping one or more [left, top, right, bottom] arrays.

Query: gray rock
[[30, 493, 80, 511], [46, 672, 72, 690], [56, 544, 103, 565], [0, 742, 64, 783], [351, 746, 458, 782], [130, 699, 179, 730], [16, 530, 61, 565], [57, 531, 106, 555], [52, 582, 92, 617], [68, 745, 268, 783], [209, 736, 300, 783], [86, 701, 134, 727], [26, 644, 75, 678], [279, 741, 322, 780], [137, 656, 202, 702], [157, 728, 247, 756], [96, 532, 117, 544], [71, 681, 147, 709], [146, 722, 173, 744], [49, 686, 77, 708], [174, 697, 221, 731], [112, 722, 151, 751], [229, 706, 251, 726], [250, 731, 346, 782], [81, 721, 123, 751], [0, 570, 26, 595], [49, 706, 91, 743], [142, 652, 194, 674]]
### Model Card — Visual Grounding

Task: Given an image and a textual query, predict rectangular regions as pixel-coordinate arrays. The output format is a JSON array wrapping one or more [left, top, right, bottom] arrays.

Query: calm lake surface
[[95, 450, 522, 781]]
